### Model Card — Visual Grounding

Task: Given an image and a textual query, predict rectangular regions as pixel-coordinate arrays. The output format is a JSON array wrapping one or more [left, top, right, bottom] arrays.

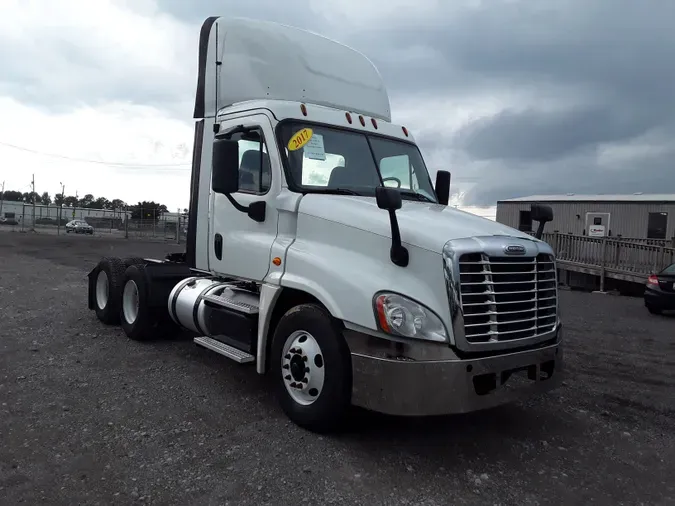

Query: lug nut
[[283, 364, 289, 370], [305, 367, 310, 373], [285, 375, 291, 381], [301, 378, 308, 383]]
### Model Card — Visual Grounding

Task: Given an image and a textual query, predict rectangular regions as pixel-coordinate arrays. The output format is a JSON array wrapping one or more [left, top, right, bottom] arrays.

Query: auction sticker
[[288, 128, 313, 151]]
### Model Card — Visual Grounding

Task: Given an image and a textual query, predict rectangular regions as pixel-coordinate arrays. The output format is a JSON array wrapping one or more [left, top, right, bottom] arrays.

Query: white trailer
[[87, 16, 563, 432]]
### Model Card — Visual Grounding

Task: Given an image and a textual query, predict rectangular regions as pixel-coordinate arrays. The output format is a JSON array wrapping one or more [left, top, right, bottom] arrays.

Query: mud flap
[[86, 266, 98, 311]]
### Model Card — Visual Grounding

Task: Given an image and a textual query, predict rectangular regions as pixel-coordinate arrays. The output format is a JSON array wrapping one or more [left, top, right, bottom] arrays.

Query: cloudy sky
[[1, 0, 673, 214]]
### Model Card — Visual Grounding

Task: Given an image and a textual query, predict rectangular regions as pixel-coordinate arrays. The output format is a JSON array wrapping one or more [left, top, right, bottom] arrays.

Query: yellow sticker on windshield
[[288, 128, 313, 151]]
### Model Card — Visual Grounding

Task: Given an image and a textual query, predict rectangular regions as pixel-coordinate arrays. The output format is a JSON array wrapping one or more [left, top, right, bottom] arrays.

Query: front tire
[[270, 304, 352, 433], [120, 264, 160, 341]]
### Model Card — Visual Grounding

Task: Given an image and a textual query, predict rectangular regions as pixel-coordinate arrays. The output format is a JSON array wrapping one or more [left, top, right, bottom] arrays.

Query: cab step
[[194, 336, 255, 363], [202, 292, 259, 315]]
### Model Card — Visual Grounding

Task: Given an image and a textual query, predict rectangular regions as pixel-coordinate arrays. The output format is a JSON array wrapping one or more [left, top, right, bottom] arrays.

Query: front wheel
[[270, 304, 352, 433]]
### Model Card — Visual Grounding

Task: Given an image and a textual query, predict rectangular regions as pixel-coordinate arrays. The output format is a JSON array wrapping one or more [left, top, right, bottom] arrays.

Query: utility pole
[[57, 182, 65, 235], [0, 180, 5, 216], [31, 174, 36, 232]]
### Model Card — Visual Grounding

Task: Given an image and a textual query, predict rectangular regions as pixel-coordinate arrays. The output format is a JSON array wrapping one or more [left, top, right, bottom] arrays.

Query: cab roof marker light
[[345, 112, 353, 124], [402, 126, 409, 137], [300, 103, 308, 116], [359, 115, 366, 127], [371, 118, 378, 129]]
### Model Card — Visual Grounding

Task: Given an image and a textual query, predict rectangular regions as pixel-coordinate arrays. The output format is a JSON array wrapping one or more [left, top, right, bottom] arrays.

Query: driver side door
[[209, 114, 280, 281]]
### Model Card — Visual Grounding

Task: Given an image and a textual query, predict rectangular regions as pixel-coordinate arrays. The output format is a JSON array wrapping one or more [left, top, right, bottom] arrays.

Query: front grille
[[458, 253, 557, 343]]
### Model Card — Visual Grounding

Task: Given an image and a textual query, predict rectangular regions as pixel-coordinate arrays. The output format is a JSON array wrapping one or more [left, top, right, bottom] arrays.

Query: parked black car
[[644, 262, 675, 315]]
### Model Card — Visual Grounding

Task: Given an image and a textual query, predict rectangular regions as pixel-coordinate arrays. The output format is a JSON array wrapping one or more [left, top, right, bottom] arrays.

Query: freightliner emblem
[[503, 244, 526, 255]]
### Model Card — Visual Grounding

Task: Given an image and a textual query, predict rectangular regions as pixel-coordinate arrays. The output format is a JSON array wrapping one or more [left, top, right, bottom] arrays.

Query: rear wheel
[[120, 264, 160, 341], [92, 257, 126, 324], [270, 304, 352, 433]]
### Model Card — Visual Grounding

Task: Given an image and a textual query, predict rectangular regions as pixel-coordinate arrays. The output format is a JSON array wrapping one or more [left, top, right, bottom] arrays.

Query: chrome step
[[194, 336, 255, 363], [202, 293, 259, 314]]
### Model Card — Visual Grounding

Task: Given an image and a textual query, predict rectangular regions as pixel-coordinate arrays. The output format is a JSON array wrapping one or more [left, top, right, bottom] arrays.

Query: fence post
[[125, 206, 129, 239], [599, 238, 608, 292], [176, 208, 180, 244]]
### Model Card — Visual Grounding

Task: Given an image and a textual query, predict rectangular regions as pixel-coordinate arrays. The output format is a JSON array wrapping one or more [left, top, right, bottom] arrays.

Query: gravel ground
[[1, 232, 674, 505]]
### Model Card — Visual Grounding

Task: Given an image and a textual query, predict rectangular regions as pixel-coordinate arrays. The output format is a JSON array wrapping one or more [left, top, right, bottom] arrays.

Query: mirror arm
[[386, 210, 409, 267], [225, 193, 248, 213], [534, 221, 547, 240]]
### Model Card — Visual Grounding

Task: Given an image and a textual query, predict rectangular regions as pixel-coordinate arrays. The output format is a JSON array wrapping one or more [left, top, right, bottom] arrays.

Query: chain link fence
[[0, 203, 187, 243]]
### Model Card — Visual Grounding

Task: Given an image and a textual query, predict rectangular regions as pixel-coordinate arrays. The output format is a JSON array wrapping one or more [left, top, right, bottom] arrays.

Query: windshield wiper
[[398, 190, 435, 203], [320, 188, 362, 196]]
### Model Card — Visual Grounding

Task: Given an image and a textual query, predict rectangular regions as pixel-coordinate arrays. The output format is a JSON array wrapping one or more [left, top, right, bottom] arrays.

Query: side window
[[379, 155, 412, 189], [231, 129, 271, 194]]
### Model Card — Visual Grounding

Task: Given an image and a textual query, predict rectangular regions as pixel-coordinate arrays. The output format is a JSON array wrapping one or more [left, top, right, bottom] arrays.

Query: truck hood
[[298, 194, 535, 253]]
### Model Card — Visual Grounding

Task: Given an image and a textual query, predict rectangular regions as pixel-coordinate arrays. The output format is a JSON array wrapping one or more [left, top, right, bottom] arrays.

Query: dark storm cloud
[[454, 105, 662, 162], [340, 0, 675, 205]]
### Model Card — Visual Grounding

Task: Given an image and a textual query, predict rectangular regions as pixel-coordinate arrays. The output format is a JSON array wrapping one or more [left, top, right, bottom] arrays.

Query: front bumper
[[644, 287, 675, 310], [346, 326, 564, 417]]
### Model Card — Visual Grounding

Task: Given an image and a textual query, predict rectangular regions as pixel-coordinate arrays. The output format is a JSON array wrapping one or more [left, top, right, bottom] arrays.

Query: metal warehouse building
[[496, 193, 675, 241]]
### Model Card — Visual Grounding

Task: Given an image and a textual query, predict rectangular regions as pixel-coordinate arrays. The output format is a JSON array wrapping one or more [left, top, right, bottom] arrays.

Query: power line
[[0, 140, 191, 169]]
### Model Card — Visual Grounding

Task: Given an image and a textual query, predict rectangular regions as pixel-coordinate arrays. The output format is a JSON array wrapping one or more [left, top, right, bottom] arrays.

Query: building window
[[4, 212, 15, 219], [518, 210, 532, 232], [647, 212, 667, 239], [593, 217, 602, 225]]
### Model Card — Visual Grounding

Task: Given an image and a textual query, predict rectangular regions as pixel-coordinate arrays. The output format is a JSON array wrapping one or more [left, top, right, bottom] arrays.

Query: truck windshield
[[277, 122, 437, 202]]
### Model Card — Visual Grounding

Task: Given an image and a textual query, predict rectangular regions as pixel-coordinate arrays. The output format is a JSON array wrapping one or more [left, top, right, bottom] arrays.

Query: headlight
[[373, 293, 448, 342]]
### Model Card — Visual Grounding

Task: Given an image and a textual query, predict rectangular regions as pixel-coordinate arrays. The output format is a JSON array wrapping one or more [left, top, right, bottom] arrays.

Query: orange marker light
[[272, 257, 282, 266], [359, 115, 366, 126], [402, 126, 409, 137], [300, 104, 307, 116], [371, 118, 378, 129], [345, 112, 352, 124]]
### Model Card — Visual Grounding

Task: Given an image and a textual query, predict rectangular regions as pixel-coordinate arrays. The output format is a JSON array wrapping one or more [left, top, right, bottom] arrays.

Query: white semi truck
[[87, 16, 563, 432]]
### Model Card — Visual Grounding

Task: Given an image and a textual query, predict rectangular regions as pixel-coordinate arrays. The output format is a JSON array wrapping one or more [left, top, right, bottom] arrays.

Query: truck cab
[[87, 16, 563, 432]]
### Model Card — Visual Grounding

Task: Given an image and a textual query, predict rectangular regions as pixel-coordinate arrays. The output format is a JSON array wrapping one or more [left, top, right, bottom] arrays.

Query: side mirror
[[435, 170, 450, 206], [531, 203, 553, 239], [375, 186, 402, 211], [531, 203, 553, 223], [212, 137, 240, 194]]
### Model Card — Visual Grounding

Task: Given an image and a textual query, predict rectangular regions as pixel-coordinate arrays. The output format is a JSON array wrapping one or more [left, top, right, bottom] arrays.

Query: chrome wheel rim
[[95, 270, 109, 310], [281, 330, 325, 405], [122, 280, 140, 324]]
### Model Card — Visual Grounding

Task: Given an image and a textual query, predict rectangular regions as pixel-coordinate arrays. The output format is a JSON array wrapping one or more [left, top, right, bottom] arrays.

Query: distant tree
[[54, 193, 65, 206], [110, 199, 126, 210], [93, 197, 110, 209], [1, 190, 24, 202], [23, 191, 41, 203], [131, 201, 167, 221], [63, 196, 79, 207], [78, 194, 94, 208], [41, 192, 52, 205]]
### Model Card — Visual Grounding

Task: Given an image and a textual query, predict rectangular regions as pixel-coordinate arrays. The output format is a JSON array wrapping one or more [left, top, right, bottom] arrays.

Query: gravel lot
[[1, 232, 674, 505]]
